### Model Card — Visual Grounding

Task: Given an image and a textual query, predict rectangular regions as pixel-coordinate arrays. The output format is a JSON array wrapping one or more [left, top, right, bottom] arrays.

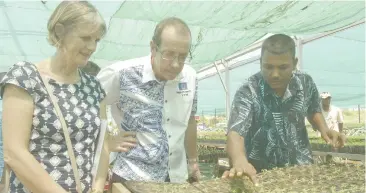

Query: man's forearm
[[185, 117, 198, 159], [227, 131, 248, 167], [308, 112, 329, 133]]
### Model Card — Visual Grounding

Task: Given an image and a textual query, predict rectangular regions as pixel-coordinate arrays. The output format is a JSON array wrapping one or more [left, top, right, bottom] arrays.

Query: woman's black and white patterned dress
[[0, 62, 106, 193]]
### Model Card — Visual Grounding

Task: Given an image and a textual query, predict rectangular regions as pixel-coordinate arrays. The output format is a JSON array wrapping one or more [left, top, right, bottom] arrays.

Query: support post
[[213, 60, 230, 120], [224, 60, 231, 120], [214, 108, 217, 127], [213, 61, 228, 93], [358, 105, 361, 123]]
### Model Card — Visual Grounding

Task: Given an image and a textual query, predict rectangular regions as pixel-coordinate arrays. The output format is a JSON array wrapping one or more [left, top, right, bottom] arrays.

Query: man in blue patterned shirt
[[98, 17, 200, 188], [222, 34, 346, 185]]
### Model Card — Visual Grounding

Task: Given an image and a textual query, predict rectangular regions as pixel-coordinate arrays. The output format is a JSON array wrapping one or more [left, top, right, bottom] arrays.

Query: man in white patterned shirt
[[320, 92, 344, 133], [97, 17, 200, 188]]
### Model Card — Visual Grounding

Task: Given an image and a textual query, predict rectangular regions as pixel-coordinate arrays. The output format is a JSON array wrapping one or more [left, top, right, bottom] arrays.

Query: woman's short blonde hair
[[47, 1, 107, 47]]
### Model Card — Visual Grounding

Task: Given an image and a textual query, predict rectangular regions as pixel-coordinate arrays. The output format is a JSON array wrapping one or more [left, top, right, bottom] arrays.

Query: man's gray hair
[[152, 17, 191, 47]]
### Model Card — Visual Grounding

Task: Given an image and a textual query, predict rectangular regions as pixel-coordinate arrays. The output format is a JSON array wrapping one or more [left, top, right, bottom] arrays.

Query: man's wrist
[[232, 156, 249, 167], [317, 125, 330, 133]]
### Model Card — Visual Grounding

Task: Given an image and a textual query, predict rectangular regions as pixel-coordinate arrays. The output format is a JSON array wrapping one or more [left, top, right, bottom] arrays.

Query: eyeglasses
[[156, 46, 192, 64]]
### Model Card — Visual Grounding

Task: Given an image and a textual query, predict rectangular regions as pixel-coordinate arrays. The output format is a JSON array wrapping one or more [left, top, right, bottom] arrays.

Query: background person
[[321, 92, 344, 133]]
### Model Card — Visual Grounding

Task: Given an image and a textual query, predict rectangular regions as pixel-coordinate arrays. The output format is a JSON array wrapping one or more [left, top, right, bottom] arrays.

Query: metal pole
[[302, 20, 365, 44], [224, 59, 231, 120], [197, 41, 263, 73], [198, 56, 260, 81], [213, 61, 228, 93], [358, 105, 361, 123], [214, 108, 217, 128]]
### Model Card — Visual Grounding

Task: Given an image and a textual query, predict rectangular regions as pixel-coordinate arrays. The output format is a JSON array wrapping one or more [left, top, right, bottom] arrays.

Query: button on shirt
[[228, 71, 322, 172], [97, 55, 197, 183]]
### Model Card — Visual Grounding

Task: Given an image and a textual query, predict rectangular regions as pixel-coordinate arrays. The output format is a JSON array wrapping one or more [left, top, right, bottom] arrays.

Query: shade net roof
[[0, 0, 365, 72]]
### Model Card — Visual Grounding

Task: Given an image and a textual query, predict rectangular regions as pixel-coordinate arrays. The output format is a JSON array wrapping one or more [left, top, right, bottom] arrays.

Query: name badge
[[177, 82, 191, 96]]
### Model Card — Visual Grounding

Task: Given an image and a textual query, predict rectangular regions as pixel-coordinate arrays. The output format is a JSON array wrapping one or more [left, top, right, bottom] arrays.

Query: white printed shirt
[[97, 55, 197, 183], [322, 105, 344, 132]]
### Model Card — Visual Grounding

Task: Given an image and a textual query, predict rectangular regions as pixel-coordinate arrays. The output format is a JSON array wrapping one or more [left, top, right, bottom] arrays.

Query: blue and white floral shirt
[[98, 55, 197, 183]]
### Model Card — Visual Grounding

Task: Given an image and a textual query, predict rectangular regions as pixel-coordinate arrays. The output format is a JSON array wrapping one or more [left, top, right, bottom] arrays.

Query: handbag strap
[[40, 75, 82, 193]]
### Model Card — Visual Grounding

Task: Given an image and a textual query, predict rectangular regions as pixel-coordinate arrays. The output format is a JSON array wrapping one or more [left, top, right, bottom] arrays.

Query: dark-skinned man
[[222, 34, 346, 185], [320, 92, 344, 134]]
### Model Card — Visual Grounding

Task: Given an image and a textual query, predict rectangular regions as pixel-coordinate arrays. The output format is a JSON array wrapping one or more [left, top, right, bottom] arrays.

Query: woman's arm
[[2, 84, 67, 193], [92, 101, 137, 192], [92, 133, 110, 192], [92, 100, 110, 192]]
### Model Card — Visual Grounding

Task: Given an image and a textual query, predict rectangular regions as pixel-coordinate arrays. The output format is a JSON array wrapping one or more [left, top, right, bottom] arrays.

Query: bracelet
[[109, 126, 120, 137]]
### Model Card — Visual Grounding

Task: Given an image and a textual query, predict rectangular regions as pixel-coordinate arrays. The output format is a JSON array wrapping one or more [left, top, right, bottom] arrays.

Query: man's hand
[[320, 129, 346, 149], [187, 161, 201, 183], [221, 158, 258, 186], [308, 112, 346, 149], [108, 131, 138, 152]]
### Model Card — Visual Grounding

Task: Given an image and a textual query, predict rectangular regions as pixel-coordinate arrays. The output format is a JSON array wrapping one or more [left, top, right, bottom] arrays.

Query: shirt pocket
[[170, 94, 194, 126], [176, 89, 194, 103]]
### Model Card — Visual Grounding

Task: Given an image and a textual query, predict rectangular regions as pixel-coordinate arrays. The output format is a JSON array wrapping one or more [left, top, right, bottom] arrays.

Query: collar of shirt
[[141, 54, 183, 84]]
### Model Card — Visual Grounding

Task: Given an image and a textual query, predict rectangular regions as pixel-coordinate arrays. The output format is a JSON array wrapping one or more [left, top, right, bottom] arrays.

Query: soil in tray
[[198, 136, 365, 146], [198, 139, 366, 155], [123, 163, 365, 193], [311, 143, 365, 154]]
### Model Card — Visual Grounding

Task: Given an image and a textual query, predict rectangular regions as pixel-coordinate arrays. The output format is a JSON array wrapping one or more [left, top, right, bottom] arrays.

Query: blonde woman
[[1, 1, 136, 193]]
